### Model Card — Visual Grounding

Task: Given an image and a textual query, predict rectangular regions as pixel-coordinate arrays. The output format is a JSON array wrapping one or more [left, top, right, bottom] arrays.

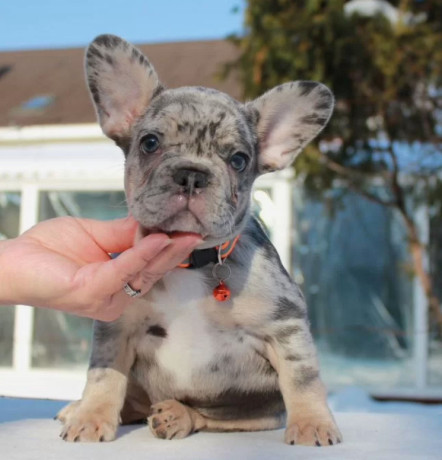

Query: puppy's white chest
[[156, 306, 216, 387], [130, 267, 277, 400], [149, 270, 221, 388]]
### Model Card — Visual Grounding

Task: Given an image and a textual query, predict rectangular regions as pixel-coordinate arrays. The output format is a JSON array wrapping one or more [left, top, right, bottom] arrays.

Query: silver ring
[[123, 282, 141, 298]]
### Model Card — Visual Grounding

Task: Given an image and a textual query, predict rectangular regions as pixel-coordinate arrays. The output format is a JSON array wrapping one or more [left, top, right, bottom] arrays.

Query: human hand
[[0, 216, 201, 321]]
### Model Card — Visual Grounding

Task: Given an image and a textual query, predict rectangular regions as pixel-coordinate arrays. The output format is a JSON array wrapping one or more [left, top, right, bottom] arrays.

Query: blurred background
[[0, 0, 441, 404]]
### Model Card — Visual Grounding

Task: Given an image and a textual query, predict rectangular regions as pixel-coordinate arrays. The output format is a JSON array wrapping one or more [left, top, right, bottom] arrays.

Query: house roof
[[0, 40, 241, 127]]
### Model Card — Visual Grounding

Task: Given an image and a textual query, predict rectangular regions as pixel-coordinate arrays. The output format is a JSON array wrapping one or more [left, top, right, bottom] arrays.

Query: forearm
[[0, 239, 19, 305], [0, 237, 58, 307], [0, 235, 81, 310]]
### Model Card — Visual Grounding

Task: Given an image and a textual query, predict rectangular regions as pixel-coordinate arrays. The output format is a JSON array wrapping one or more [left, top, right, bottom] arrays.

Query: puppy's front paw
[[55, 400, 80, 423], [148, 399, 199, 440], [57, 403, 118, 442], [284, 417, 342, 447]]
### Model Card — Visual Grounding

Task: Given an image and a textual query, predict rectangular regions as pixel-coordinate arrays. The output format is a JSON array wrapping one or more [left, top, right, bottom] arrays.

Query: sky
[[0, 0, 245, 51]]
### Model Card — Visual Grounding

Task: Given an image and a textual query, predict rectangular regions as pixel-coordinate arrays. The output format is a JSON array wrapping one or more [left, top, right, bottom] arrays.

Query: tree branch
[[320, 146, 442, 336], [318, 152, 397, 207]]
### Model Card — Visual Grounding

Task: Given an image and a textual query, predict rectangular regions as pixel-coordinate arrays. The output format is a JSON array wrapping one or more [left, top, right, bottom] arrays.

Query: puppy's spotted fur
[[57, 35, 342, 446]]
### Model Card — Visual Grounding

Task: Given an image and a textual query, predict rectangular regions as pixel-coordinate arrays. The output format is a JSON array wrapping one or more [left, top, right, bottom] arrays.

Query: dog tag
[[213, 281, 231, 302]]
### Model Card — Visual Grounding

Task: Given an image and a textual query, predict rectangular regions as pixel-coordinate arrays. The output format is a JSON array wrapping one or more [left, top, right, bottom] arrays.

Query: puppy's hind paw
[[148, 399, 203, 440]]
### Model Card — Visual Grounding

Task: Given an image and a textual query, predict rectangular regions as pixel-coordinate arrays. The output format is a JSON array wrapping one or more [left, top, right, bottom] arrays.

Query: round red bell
[[213, 282, 231, 302]]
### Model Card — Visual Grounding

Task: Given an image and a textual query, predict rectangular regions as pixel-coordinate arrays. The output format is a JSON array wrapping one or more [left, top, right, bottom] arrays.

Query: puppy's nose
[[173, 168, 210, 190]]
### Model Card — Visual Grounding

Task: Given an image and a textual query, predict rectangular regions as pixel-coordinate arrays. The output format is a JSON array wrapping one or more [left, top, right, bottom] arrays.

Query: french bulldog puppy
[[56, 35, 341, 446]]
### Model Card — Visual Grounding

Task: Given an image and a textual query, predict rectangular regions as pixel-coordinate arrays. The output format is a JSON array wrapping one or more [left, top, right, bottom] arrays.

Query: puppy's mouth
[[139, 214, 205, 238], [138, 192, 209, 238], [139, 225, 202, 240]]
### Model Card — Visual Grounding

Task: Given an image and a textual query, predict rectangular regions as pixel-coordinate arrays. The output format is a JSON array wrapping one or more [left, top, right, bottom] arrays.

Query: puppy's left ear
[[246, 81, 334, 173]]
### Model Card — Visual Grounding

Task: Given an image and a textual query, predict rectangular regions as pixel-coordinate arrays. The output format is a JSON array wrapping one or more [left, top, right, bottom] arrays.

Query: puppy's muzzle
[[172, 167, 211, 192]]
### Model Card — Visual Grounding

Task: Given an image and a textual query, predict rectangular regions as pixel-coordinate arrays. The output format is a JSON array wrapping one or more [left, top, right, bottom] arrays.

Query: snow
[[344, 0, 403, 24]]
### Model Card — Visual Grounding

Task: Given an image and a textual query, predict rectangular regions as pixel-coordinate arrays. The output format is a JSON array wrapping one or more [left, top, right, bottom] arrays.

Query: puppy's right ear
[[85, 34, 162, 142]]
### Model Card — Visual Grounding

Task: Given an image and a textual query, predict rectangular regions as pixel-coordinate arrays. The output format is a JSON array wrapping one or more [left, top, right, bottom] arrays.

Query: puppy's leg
[[265, 319, 342, 446], [120, 378, 152, 424], [57, 321, 135, 442], [148, 399, 284, 440]]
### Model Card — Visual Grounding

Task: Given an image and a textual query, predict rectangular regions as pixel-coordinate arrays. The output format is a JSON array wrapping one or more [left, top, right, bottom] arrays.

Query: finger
[[133, 235, 203, 292], [76, 216, 139, 254], [82, 235, 202, 321], [74, 233, 171, 300], [143, 235, 203, 277], [103, 233, 175, 287]]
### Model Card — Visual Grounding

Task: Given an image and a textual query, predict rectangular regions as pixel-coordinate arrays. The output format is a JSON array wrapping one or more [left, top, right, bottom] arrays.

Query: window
[[293, 186, 415, 389], [0, 65, 12, 80], [21, 95, 54, 111], [429, 211, 442, 386], [31, 191, 127, 369], [0, 192, 21, 366]]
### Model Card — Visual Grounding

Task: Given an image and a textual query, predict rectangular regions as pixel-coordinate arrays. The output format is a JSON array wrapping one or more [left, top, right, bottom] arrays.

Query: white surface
[[0, 141, 124, 183], [0, 124, 104, 143], [1, 389, 442, 459], [1, 412, 441, 460]]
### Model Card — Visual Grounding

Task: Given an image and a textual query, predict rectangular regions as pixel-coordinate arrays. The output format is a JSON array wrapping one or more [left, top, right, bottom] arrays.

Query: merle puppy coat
[[57, 35, 342, 446]]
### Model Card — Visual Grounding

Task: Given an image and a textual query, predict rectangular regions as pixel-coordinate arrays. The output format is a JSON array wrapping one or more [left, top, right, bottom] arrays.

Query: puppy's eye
[[229, 152, 249, 173], [140, 134, 160, 154]]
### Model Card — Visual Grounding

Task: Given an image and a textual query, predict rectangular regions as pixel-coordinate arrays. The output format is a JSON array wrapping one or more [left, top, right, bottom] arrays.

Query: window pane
[[428, 211, 442, 386], [32, 191, 127, 369], [39, 191, 127, 220], [293, 187, 415, 388], [252, 188, 274, 238], [0, 192, 21, 366]]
